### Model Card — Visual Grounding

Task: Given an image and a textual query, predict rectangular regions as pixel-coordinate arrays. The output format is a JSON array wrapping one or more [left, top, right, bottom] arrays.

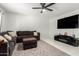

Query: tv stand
[[54, 35, 79, 46]]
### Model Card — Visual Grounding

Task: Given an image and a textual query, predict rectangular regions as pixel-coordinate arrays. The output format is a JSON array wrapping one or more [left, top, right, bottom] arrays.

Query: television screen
[[57, 15, 78, 29]]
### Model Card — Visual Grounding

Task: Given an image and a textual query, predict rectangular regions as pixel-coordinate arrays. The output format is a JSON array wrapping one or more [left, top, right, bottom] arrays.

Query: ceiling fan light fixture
[[43, 9, 46, 12]]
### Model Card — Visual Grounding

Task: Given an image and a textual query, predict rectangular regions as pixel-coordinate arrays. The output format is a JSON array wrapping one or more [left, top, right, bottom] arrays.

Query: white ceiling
[[0, 3, 79, 16]]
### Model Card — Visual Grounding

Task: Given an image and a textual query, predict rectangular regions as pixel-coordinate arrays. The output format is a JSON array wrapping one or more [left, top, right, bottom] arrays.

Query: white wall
[[5, 13, 50, 39], [49, 9, 79, 39], [1, 13, 7, 32], [0, 7, 7, 32]]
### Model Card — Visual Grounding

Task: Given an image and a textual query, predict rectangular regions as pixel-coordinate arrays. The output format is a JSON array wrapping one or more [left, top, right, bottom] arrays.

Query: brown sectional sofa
[[0, 31, 40, 56]]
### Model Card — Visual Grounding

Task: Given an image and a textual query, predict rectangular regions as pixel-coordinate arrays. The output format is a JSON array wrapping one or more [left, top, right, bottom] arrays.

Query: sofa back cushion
[[4, 34, 12, 41], [17, 31, 34, 36]]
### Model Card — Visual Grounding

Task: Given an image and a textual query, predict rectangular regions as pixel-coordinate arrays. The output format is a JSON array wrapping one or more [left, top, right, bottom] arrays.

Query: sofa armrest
[[34, 32, 40, 40], [38, 32, 40, 37], [0, 42, 9, 56], [0, 40, 15, 56]]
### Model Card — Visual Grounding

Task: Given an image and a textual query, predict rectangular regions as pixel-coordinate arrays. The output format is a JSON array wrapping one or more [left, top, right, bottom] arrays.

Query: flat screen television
[[57, 15, 79, 29]]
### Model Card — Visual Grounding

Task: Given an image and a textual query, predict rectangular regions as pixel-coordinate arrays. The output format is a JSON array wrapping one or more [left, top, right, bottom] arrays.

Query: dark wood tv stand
[[54, 35, 79, 46]]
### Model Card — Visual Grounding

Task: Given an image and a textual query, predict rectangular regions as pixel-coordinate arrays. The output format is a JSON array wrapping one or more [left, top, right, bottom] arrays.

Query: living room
[[0, 1, 79, 57]]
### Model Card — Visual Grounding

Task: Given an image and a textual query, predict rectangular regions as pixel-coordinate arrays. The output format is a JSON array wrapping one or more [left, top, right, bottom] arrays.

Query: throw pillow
[[4, 34, 12, 41], [8, 32, 17, 37], [34, 32, 38, 36]]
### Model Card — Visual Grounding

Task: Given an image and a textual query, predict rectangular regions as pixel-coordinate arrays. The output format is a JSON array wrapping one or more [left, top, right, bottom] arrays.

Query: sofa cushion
[[0, 36, 8, 43], [4, 34, 12, 41]]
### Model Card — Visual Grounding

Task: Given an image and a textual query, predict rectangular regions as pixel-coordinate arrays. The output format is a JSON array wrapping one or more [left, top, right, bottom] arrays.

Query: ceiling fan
[[32, 3, 55, 13]]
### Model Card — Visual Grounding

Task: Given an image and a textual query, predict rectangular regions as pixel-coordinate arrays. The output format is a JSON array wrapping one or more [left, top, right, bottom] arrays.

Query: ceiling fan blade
[[45, 3, 55, 8], [45, 8, 53, 11], [32, 7, 42, 9], [40, 3, 46, 8]]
